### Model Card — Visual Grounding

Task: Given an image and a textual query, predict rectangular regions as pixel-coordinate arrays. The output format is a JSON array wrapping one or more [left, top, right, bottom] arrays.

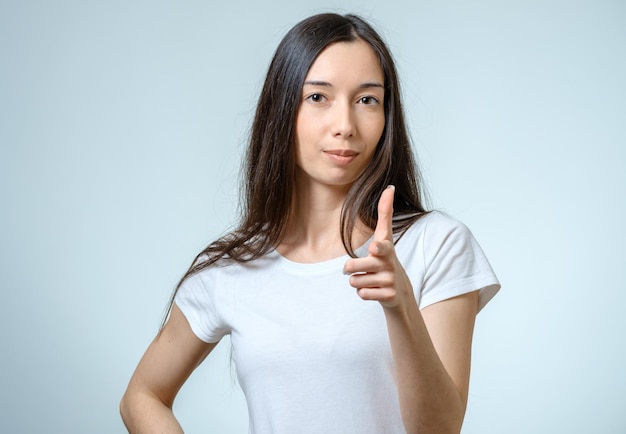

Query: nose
[[331, 100, 355, 138]]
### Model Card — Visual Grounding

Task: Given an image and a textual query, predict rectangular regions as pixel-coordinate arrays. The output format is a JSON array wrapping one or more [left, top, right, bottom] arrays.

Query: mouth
[[325, 149, 358, 157], [323, 149, 359, 165]]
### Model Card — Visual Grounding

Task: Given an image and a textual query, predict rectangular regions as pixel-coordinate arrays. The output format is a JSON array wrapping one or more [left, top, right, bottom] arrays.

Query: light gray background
[[1, 1, 624, 433]]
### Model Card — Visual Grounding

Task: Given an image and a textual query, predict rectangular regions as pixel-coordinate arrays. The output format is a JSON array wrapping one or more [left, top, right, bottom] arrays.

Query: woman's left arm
[[344, 186, 479, 434]]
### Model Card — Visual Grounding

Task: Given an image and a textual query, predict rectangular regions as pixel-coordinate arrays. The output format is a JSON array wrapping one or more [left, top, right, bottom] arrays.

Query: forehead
[[304, 39, 384, 84]]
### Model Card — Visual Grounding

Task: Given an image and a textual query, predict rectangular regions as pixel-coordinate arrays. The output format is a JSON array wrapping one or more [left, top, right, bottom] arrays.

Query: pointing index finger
[[373, 185, 395, 243]]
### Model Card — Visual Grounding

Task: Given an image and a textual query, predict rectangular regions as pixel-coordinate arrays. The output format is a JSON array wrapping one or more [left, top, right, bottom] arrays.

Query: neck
[[277, 177, 371, 263]]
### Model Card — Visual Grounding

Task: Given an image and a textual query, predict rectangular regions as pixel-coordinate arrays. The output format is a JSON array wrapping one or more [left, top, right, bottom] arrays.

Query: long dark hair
[[164, 13, 428, 322]]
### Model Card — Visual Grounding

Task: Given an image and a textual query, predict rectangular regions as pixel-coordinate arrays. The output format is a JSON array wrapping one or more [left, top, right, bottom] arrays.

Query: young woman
[[120, 13, 500, 434]]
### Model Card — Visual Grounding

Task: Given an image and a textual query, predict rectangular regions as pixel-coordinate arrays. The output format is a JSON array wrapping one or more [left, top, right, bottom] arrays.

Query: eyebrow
[[303, 80, 384, 89]]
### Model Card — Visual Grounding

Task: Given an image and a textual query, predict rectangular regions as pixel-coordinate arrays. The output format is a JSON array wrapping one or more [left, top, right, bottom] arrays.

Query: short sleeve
[[419, 214, 500, 312], [174, 269, 228, 343]]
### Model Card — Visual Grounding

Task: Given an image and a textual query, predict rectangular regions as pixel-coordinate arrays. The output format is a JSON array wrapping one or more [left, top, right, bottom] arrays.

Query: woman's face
[[294, 39, 385, 191]]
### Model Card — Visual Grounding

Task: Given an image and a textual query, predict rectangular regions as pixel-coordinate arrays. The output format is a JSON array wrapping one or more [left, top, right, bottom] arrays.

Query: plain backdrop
[[1, 1, 624, 433]]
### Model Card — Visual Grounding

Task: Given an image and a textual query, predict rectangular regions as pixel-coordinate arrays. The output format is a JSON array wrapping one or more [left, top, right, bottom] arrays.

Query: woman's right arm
[[120, 304, 218, 433]]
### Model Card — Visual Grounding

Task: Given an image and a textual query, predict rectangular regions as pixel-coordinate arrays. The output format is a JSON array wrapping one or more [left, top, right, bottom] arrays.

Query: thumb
[[373, 185, 395, 243]]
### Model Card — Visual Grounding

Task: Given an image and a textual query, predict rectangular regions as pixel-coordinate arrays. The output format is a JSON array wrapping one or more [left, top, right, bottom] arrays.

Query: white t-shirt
[[175, 211, 500, 433]]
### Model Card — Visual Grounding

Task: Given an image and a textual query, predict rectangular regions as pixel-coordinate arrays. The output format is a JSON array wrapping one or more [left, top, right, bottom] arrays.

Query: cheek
[[367, 115, 385, 147], [294, 112, 315, 148], [362, 117, 385, 163], [293, 116, 307, 159]]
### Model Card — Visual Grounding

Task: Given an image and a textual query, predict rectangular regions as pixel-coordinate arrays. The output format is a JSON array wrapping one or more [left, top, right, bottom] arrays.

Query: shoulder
[[395, 211, 471, 246], [403, 211, 501, 311], [394, 211, 490, 282], [181, 250, 281, 293]]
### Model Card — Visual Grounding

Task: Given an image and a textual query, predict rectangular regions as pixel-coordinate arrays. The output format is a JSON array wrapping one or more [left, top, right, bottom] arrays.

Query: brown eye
[[307, 93, 324, 102], [359, 96, 379, 105]]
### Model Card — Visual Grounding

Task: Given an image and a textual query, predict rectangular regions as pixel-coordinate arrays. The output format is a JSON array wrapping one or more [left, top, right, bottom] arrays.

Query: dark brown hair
[[164, 13, 428, 322]]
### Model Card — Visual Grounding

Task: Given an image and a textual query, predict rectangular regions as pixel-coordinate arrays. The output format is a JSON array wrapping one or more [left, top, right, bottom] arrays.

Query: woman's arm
[[120, 304, 218, 434], [382, 290, 478, 433], [344, 186, 478, 433]]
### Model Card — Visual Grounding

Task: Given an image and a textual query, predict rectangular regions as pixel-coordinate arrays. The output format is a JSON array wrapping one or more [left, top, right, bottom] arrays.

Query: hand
[[343, 185, 415, 310]]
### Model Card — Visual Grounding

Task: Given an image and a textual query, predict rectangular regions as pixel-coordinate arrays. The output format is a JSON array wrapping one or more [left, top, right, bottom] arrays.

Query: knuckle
[[380, 291, 396, 303]]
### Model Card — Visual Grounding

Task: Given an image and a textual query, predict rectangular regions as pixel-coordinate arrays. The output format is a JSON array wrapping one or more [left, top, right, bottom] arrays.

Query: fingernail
[[387, 185, 395, 191]]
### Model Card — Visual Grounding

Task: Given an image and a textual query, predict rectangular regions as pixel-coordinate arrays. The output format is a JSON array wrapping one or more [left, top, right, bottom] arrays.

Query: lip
[[323, 149, 359, 165]]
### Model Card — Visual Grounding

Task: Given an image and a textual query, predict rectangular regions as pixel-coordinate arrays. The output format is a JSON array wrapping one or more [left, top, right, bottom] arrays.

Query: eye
[[358, 96, 380, 105], [306, 93, 326, 103]]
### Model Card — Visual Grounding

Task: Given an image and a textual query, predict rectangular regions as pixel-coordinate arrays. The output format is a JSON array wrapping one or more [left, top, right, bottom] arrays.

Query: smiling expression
[[294, 39, 386, 191]]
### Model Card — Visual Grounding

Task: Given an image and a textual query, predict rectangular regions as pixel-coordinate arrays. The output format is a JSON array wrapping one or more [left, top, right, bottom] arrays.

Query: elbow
[[119, 390, 140, 432], [119, 392, 131, 428]]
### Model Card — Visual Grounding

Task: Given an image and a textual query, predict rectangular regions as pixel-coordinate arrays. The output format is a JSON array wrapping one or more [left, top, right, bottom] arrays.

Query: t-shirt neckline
[[271, 238, 372, 276]]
